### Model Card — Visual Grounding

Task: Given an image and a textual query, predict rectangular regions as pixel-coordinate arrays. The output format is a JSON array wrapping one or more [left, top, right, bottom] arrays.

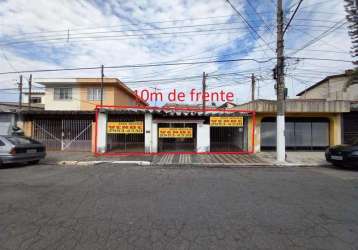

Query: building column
[[97, 111, 107, 153], [330, 113, 342, 146], [196, 124, 210, 152], [144, 113, 153, 153], [151, 123, 158, 153]]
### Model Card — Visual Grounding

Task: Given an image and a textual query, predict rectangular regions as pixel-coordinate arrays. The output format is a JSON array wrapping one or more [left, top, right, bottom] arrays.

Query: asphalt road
[[1, 164, 358, 250]]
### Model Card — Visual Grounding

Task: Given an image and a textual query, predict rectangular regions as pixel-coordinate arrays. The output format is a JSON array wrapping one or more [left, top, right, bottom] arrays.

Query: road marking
[[157, 154, 174, 164], [179, 154, 191, 164]]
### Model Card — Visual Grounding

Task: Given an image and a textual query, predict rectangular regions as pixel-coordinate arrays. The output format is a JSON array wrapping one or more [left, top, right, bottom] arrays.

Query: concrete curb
[[150, 162, 332, 168], [58, 160, 151, 166], [56, 160, 331, 168]]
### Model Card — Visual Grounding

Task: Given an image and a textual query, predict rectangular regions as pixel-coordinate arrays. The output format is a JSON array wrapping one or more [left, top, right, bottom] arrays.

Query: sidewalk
[[43, 151, 331, 167]]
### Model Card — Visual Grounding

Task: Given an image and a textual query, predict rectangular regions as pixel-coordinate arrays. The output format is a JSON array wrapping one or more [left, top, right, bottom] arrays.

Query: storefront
[[106, 114, 145, 153], [95, 107, 254, 155], [233, 99, 351, 153], [210, 116, 248, 152], [157, 122, 197, 152], [261, 117, 329, 150]]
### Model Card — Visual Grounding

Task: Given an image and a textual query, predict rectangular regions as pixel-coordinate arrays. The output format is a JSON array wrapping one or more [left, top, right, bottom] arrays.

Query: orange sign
[[159, 128, 193, 138], [210, 116, 243, 127], [107, 121, 143, 134]]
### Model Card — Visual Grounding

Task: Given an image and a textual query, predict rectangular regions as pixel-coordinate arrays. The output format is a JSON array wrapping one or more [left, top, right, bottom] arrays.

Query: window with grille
[[30, 97, 41, 103], [88, 87, 102, 101], [54, 88, 72, 100]]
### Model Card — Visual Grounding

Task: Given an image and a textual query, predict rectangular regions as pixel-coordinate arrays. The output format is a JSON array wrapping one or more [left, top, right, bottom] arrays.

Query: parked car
[[0, 135, 46, 166], [325, 140, 358, 167]]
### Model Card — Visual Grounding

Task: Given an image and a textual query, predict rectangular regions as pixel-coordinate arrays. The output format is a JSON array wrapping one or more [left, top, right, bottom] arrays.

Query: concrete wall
[[144, 113, 153, 153], [196, 124, 210, 152], [22, 120, 32, 137], [96, 112, 107, 153]]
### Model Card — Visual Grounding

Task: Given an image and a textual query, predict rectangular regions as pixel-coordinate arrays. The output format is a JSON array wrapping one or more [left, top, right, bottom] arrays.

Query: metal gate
[[343, 112, 358, 144], [106, 115, 145, 153], [158, 123, 196, 152], [32, 119, 92, 151]]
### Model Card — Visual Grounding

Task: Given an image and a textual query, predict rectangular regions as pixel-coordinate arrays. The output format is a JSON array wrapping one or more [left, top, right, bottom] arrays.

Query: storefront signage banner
[[210, 116, 243, 127], [159, 128, 193, 138], [107, 121, 144, 134]]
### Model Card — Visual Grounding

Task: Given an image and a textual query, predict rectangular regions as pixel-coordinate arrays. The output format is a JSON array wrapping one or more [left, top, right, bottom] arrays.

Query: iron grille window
[[30, 97, 41, 103], [88, 87, 102, 101], [54, 88, 72, 100]]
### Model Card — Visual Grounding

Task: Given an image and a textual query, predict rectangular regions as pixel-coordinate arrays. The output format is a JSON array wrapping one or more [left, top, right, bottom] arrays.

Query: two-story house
[[35, 78, 146, 110], [296, 70, 358, 144], [21, 78, 147, 152]]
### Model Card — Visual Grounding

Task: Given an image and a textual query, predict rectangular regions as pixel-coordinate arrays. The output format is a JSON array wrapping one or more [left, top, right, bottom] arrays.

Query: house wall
[[79, 85, 116, 110], [23, 93, 44, 104], [113, 86, 138, 106], [299, 76, 358, 101], [22, 120, 32, 137], [43, 84, 140, 111], [44, 86, 81, 110]]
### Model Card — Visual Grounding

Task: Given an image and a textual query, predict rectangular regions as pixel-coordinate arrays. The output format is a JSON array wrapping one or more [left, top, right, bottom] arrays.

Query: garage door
[[343, 112, 358, 145], [261, 117, 329, 150]]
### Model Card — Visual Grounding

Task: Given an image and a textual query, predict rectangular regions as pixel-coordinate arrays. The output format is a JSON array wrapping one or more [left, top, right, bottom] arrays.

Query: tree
[[344, 0, 358, 64]]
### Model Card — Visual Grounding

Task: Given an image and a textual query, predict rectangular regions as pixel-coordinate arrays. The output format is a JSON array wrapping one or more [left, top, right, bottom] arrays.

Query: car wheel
[[29, 160, 40, 165]]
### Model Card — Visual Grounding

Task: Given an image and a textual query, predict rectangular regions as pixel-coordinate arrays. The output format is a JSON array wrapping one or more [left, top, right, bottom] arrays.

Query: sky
[[0, 0, 353, 106]]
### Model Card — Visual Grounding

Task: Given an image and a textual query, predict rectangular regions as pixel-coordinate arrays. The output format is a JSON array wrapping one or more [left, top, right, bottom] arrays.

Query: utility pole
[[202, 72, 207, 113], [28, 74, 32, 110], [100, 64, 104, 107], [18, 75, 23, 110], [276, 0, 286, 162], [251, 73, 255, 101]]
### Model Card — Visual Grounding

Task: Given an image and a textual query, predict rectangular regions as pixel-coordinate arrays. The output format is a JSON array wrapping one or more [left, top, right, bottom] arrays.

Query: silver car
[[0, 136, 46, 166]]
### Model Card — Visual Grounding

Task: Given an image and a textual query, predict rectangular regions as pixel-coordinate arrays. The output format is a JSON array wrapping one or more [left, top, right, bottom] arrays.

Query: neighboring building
[[231, 69, 358, 152], [20, 78, 147, 152], [23, 91, 45, 105], [297, 70, 358, 101], [218, 102, 238, 109], [235, 99, 350, 152], [296, 69, 358, 145], [0, 102, 43, 135], [35, 78, 147, 110]]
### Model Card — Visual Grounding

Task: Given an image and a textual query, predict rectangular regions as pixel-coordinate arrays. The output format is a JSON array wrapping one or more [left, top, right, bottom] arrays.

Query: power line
[[288, 56, 352, 63], [5, 21, 254, 42], [1, 23, 342, 47], [225, 0, 275, 51], [0, 57, 276, 76], [288, 19, 348, 55], [283, 0, 304, 34], [245, 0, 273, 33], [0, 27, 257, 46]]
